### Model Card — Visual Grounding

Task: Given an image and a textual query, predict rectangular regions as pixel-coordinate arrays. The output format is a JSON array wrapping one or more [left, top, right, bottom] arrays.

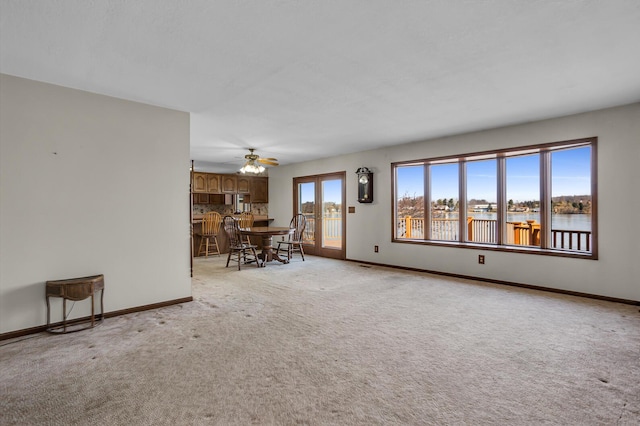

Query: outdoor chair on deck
[[276, 213, 307, 261], [196, 211, 222, 257], [222, 215, 261, 270]]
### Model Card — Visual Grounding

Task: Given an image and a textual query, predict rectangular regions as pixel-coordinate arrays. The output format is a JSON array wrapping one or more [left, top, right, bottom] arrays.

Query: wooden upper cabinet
[[237, 176, 251, 193], [251, 177, 269, 203], [221, 175, 237, 193], [193, 172, 267, 202], [192, 172, 208, 193], [206, 174, 222, 194]]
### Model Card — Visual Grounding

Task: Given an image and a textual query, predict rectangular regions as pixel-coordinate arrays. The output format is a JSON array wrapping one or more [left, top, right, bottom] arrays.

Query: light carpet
[[1, 255, 639, 425]]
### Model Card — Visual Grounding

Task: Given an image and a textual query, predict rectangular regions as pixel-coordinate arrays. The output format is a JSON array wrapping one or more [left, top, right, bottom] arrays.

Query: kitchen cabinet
[[193, 193, 209, 204], [192, 172, 267, 202], [251, 177, 269, 203], [206, 174, 222, 194], [193, 172, 222, 194], [221, 175, 237, 193], [237, 176, 251, 193], [193, 193, 232, 205], [192, 172, 208, 193]]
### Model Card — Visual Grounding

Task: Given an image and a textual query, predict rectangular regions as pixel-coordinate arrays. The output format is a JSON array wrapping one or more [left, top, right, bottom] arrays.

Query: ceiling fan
[[239, 148, 279, 174]]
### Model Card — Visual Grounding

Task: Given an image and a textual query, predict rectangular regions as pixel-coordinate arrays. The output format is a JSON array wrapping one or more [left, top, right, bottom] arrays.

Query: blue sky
[[299, 179, 343, 206], [397, 146, 591, 202]]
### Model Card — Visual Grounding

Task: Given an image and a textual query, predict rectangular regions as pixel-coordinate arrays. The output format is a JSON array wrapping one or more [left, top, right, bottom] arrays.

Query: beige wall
[[269, 103, 640, 302], [0, 74, 192, 334]]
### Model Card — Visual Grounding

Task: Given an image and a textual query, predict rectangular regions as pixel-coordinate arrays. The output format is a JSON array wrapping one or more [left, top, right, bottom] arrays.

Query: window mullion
[[497, 155, 506, 245], [540, 150, 552, 249], [459, 160, 467, 242], [424, 164, 431, 240]]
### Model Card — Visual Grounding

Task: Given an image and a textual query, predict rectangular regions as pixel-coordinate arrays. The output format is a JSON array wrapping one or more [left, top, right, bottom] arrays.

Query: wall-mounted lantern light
[[356, 167, 373, 203]]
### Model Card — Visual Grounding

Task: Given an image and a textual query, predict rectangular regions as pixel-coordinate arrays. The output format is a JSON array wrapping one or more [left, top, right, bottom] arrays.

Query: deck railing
[[398, 216, 591, 252], [303, 216, 342, 244]]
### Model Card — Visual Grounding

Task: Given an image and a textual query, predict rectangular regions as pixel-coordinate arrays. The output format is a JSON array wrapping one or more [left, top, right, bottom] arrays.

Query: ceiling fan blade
[[258, 158, 279, 166]]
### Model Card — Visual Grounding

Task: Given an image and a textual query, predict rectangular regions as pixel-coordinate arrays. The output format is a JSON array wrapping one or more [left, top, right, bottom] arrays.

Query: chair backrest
[[238, 212, 254, 229], [222, 216, 243, 247], [202, 212, 222, 236], [290, 213, 307, 242]]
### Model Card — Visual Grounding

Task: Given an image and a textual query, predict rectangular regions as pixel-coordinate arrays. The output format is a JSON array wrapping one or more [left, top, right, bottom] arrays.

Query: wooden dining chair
[[276, 213, 307, 261], [238, 211, 255, 245], [197, 211, 222, 257], [222, 215, 261, 270]]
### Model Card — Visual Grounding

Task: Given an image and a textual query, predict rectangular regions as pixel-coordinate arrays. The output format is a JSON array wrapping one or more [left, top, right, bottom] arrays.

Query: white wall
[[269, 103, 640, 302], [0, 75, 192, 334]]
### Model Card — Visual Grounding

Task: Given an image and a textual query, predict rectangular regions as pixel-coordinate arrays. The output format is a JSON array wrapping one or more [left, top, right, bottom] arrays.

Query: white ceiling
[[2, 1, 640, 173]]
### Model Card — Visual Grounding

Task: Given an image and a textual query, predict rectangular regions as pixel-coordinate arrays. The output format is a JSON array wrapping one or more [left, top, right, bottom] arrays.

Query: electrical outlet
[[478, 255, 485, 264], [374, 245, 379, 253]]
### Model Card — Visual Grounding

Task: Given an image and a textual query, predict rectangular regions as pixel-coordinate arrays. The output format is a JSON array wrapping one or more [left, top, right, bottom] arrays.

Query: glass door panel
[[298, 181, 316, 246], [321, 179, 343, 250], [293, 173, 345, 259]]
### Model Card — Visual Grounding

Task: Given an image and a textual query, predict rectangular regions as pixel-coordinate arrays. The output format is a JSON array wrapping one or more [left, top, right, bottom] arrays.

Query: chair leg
[[299, 243, 305, 261], [198, 238, 205, 257], [251, 248, 261, 268], [237, 250, 242, 270], [225, 250, 232, 267], [205, 237, 210, 257], [213, 236, 220, 256]]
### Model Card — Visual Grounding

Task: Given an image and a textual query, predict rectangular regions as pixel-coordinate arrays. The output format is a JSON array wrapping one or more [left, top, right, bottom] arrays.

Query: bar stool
[[197, 211, 222, 257]]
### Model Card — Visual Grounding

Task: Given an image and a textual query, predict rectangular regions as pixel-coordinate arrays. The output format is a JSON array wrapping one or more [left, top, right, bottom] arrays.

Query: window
[[506, 153, 540, 247], [466, 159, 497, 244], [396, 165, 425, 239], [392, 138, 597, 258]]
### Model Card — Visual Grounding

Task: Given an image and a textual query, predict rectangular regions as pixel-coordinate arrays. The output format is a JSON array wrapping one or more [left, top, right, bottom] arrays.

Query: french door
[[293, 172, 345, 260]]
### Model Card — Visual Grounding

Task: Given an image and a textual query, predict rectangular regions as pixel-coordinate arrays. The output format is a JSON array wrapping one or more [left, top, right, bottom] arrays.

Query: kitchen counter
[[192, 214, 272, 223]]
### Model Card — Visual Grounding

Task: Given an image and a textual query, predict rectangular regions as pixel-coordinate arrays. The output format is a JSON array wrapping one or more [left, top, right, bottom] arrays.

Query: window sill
[[392, 238, 597, 260]]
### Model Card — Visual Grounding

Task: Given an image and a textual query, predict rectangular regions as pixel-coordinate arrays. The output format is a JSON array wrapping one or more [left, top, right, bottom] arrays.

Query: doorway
[[293, 172, 346, 260]]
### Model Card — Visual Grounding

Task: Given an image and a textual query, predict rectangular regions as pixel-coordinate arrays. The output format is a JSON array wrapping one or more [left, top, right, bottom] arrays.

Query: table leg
[[63, 298, 67, 333], [91, 294, 95, 328], [100, 288, 104, 321], [261, 235, 289, 264], [46, 296, 51, 330], [260, 235, 273, 261]]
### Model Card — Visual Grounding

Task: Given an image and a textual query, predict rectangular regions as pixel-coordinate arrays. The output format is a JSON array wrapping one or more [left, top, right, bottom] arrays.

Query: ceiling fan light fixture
[[239, 160, 265, 174]]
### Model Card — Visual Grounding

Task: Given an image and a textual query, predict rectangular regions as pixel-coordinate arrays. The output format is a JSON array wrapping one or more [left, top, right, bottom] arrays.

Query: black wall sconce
[[356, 167, 373, 203]]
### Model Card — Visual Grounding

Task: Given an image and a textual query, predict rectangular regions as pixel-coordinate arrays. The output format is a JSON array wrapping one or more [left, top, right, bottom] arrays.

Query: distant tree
[[301, 202, 315, 214], [508, 199, 514, 210]]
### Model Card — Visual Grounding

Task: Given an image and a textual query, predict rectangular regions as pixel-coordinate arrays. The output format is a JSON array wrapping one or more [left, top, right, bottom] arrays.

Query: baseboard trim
[[346, 258, 640, 306], [0, 296, 193, 341]]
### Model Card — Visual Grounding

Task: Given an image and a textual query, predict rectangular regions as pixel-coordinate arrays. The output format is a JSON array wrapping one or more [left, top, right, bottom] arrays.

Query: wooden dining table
[[239, 226, 295, 264]]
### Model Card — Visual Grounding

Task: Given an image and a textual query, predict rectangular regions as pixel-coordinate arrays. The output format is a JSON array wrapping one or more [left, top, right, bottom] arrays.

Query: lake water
[[448, 212, 592, 232]]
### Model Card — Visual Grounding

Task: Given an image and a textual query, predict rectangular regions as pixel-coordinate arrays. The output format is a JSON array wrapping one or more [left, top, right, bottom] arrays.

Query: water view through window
[[393, 138, 596, 257]]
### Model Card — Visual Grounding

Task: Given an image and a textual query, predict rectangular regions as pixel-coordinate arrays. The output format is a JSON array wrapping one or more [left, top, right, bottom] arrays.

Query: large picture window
[[392, 138, 597, 259]]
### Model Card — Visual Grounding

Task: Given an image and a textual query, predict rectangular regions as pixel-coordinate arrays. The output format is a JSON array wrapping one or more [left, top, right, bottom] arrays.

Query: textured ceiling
[[2, 0, 640, 173]]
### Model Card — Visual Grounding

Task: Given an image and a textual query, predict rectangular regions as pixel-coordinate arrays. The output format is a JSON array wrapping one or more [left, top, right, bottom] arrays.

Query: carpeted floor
[[1, 255, 639, 425]]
